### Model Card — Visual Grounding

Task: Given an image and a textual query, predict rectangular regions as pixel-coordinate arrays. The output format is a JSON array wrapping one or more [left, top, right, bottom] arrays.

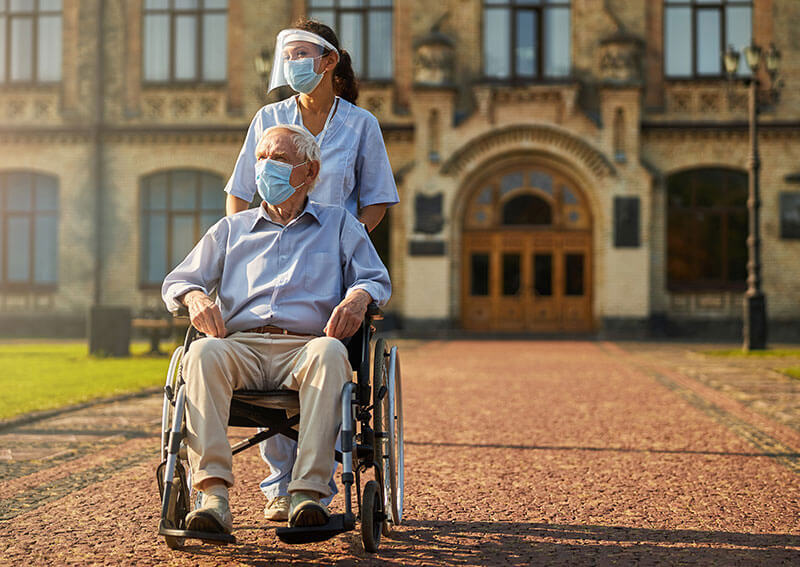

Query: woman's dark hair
[[293, 17, 359, 104]]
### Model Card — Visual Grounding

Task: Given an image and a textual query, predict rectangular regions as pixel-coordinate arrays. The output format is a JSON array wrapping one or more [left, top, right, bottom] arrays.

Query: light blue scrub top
[[224, 96, 399, 217]]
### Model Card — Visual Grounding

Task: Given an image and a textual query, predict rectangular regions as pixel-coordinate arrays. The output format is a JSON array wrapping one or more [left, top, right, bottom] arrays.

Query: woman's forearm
[[226, 194, 250, 216], [359, 204, 388, 232]]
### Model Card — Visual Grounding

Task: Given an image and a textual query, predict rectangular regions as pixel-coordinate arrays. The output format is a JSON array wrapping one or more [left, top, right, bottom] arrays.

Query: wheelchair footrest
[[275, 513, 355, 545], [159, 524, 236, 545]]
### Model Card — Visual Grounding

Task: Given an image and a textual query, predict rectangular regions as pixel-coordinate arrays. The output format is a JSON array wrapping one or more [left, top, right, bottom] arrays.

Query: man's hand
[[324, 289, 372, 339], [183, 290, 227, 338]]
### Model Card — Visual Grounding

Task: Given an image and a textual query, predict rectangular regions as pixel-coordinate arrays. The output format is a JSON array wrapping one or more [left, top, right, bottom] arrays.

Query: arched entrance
[[460, 163, 594, 332]]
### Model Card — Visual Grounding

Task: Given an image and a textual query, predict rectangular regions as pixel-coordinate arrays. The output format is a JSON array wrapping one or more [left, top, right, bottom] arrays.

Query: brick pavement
[[1, 340, 799, 566]]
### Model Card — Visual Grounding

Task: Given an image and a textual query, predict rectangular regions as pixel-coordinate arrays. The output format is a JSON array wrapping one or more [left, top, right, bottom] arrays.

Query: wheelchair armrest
[[366, 302, 383, 321]]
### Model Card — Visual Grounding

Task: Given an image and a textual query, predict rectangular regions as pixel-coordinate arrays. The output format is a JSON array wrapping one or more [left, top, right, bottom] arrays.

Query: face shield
[[268, 29, 339, 93]]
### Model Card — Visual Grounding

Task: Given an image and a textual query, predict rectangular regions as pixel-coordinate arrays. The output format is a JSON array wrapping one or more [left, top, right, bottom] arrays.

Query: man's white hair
[[256, 124, 321, 191]]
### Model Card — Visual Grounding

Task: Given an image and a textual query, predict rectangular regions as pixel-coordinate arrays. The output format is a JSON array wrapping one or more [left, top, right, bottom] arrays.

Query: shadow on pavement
[[154, 520, 800, 566], [407, 440, 800, 459]]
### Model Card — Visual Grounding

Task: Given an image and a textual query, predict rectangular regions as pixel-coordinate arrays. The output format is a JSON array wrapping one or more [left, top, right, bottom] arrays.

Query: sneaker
[[288, 491, 330, 528], [185, 492, 233, 534], [263, 495, 291, 522]]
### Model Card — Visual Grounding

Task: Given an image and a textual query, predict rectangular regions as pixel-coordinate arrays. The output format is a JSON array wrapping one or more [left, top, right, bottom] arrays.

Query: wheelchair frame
[[156, 305, 403, 553]]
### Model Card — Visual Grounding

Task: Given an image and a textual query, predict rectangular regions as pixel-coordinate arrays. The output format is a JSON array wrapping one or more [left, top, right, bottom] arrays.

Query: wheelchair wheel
[[360, 480, 381, 553], [161, 346, 184, 461], [372, 338, 391, 536], [385, 346, 404, 528], [157, 460, 190, 549]]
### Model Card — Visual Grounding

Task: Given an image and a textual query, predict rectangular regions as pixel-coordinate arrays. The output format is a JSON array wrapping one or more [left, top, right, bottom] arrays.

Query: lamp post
[[254, 47, 273, 101], [723, 43, 782, 351]]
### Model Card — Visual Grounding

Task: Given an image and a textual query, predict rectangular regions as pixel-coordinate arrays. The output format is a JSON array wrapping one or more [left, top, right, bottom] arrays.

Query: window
[[667, 168, 748, 291], [307, 0, 393, 81], [143, 0, 227, 83], [0, 172, 58, 288], [664, 0, 752, 78], [0, 0, 62, 83], [483, 0, 570, 81], [140, 170, 224, 286]]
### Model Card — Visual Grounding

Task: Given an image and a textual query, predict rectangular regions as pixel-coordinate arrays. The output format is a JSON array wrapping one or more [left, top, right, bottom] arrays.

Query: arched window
[[140, 170, 224, 287], [667, 168, 747, 291], [502, 194, 552, 225], [0, 171, 58, 288]]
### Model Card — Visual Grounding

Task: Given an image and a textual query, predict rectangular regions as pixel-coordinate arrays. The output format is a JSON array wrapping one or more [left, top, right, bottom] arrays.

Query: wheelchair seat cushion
[[232, 390, 300, 411]]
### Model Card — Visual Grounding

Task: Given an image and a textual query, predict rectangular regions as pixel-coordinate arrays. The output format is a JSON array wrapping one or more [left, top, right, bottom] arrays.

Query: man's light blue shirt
[[223, 96, 399, 217], [161, 200, 391, 335]]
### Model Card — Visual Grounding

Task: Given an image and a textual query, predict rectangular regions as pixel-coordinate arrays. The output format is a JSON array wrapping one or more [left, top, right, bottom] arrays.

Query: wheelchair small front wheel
[[157, 460, 190, 549], [360, 480, 382, 553]]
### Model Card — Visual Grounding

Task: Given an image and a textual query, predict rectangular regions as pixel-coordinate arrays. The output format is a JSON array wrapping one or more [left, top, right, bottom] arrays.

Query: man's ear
[[306, 160, 320, 184]]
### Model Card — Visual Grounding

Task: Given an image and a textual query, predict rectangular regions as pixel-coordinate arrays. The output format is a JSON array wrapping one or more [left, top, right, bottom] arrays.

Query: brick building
[[1, 0, 799, 338]]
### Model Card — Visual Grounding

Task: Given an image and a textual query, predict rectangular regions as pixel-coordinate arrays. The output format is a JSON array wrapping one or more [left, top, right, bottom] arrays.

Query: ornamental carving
[[413, 15, 455, 87], [441, 124, 616, 180], [0, 94, 59, 122], [141, 91, 227, 122], [597, 33, 643, 85]]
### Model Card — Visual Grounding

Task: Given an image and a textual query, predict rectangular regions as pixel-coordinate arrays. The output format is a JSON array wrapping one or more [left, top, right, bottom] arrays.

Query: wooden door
[[462, 231, 593, 332]]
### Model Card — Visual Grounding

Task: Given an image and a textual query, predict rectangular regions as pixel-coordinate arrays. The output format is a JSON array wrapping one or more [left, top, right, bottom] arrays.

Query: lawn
[[782, 367, 800, 380], [701, 348, 800, 358], [0, 342, 175, 421]]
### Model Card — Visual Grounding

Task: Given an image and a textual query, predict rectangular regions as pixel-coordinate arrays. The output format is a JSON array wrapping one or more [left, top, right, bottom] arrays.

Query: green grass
[[700, 348, 800, 358], [0, 342, 175, 421], [780, 367, 800, 380]]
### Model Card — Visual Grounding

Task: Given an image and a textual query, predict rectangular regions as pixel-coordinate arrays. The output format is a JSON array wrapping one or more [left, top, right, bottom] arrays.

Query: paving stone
[[0, 340, 798, 565]]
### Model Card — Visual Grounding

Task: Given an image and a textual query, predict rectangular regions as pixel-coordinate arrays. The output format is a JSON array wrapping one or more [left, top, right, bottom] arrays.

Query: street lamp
[[723, 43, 782, 351], [254, 47, 273, 100]]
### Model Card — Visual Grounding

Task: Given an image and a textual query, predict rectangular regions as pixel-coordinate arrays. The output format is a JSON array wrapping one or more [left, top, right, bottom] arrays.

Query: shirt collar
[[249, 199, 323, 232]]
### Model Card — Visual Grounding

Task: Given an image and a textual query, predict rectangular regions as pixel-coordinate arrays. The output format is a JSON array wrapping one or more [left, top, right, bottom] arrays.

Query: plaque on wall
[[414, 193, 444, 234], [614, 196, 640, 247], [409, 241, 446, 256], [780, 192, 800, 239]]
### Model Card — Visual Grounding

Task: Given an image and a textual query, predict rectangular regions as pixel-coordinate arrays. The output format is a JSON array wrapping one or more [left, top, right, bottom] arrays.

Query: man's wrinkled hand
[[324, 289, 371, 339], [183, 291, 227, 338]]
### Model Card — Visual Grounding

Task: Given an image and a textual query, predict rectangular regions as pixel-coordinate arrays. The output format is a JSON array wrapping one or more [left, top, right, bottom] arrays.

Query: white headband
[[268, 28, 340, 93]]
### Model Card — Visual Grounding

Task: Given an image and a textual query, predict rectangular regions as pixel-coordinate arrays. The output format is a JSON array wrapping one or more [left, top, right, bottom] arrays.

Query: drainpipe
[[92, 0, 105, 305]]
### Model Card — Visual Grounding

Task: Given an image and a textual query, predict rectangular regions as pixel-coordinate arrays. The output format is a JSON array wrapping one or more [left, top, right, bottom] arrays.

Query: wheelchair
[[156, 304, 404, 553]]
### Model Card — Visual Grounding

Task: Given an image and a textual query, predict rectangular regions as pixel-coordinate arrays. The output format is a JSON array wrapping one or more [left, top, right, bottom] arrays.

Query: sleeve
[[341, 214, 392, 306], [223, 110, 263, 203], [161, 221, 227, 314], [354, 113, 400, 209]]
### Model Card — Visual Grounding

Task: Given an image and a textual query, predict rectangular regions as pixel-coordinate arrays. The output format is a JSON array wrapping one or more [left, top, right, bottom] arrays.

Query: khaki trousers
[[181, 332, 350, 497]]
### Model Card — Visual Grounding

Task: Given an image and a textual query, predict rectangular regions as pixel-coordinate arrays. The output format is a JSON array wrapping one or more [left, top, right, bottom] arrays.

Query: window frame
[[481, 0, 572, 84], [139, 169, 225, 289], [0, 171, 59, 291], [663, 0, 753, 80], [0, 0, 63, 85], [666, 168, 748, 292], [306, 0, 394, 83], [142, 0, 228, 86]]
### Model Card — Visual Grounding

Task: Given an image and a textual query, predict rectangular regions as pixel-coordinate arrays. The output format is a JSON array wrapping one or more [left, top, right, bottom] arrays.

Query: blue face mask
[[284, 57, 324, 94], [255, 158, 307, 205]]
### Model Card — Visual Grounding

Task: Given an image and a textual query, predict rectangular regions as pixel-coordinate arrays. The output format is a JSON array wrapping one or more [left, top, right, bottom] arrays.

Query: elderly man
[[161, 124, 390, 535]]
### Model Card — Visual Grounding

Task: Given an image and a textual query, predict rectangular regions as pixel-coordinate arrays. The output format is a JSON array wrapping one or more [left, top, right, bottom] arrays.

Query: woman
[[224, 19, 398, 230], [222, 18, 399, 521]]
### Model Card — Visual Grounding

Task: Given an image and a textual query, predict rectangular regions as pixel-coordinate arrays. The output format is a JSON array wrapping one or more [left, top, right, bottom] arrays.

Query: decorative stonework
[[140, 90, 228, 121], [0, 93, 60, 122], [441, 124, 616, 179], [412, 16, 456, 87], [665, 85, 750, 115], [598, 33, 644, 85]]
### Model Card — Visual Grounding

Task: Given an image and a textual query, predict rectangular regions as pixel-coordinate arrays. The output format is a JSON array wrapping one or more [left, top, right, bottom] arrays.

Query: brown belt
[[243, 324, 315, 337]]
